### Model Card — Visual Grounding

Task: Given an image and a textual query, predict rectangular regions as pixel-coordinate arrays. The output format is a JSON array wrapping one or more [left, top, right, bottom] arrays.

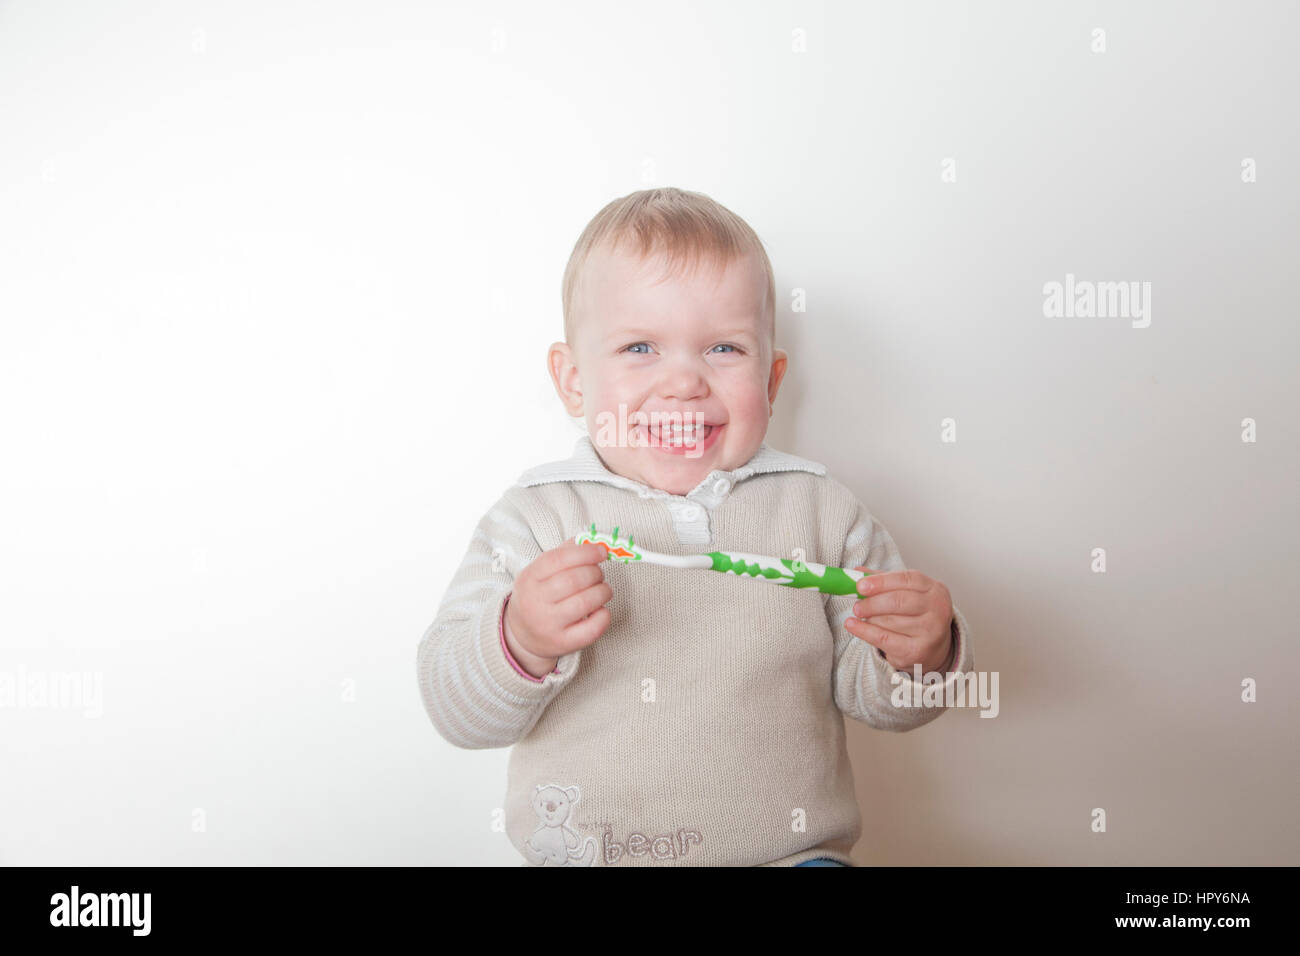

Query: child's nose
[[657, 358, 708, 400]]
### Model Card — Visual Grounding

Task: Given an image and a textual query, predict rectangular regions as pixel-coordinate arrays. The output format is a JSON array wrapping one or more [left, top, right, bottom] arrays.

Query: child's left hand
[[842, 568, 954, 674]]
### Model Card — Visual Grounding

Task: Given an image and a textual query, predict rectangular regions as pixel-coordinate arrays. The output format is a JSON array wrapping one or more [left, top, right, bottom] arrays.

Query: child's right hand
[[502, 540, 612, 678]]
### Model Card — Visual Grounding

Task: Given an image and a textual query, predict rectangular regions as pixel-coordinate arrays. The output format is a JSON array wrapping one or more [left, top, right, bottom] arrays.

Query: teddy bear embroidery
[[522, 782, 598, 866]]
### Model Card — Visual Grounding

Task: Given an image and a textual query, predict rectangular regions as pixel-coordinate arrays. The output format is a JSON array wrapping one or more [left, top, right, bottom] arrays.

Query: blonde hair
[[561, 187, 776, 346]]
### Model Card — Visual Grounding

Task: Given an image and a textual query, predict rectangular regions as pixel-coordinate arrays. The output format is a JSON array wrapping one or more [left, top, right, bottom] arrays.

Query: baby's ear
[[547, 341, 584, 415], [766, 348, 789, 404]]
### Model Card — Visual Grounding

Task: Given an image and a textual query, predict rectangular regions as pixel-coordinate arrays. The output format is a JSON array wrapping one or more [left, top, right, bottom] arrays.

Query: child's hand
[[503, 540, 612, 677], [842, 568, 954, 674]]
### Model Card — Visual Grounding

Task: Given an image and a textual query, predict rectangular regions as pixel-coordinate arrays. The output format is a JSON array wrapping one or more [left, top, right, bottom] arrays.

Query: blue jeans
[[794, 857, 851, 866]]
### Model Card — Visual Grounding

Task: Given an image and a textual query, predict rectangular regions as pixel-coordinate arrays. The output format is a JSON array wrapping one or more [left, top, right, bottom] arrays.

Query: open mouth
[[649, 423, 712, 445], [643, 422, 722, 454]]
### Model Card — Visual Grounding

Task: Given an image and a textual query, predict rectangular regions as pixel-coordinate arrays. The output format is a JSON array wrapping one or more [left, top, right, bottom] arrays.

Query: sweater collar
[[515, 433, 826, 501]]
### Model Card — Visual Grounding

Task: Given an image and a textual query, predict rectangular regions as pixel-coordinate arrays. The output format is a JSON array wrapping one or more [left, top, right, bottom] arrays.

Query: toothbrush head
[[574, 523, 643, 563]]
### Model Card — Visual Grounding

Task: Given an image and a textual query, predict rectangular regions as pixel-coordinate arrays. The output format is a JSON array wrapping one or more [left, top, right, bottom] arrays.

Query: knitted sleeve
[[827, 497, 975, 732], [416, 491, 583, 749]]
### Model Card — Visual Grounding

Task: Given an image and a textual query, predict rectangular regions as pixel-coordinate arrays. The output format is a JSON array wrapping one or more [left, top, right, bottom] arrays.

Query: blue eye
[[621, 342, 742, 355]]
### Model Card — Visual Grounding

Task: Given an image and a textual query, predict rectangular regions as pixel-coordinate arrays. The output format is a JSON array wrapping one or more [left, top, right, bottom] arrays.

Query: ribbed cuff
[[498, 592, 561, 683]]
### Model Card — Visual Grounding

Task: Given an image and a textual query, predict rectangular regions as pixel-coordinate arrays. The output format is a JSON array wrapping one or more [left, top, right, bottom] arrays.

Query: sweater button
[[713, 478, 730, 496], [683, 506, 700, 520]]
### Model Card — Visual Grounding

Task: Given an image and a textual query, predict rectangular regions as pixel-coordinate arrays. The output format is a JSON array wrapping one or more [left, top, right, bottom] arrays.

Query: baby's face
[[552, 246, 787, 496]]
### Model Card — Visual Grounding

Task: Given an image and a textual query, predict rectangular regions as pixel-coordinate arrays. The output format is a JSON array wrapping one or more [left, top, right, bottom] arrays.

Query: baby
[[417, 187, 974, 867]]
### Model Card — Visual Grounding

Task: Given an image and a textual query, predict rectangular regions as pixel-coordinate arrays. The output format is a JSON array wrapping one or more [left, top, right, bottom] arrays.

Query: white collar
[[515, 433, 826, 501]]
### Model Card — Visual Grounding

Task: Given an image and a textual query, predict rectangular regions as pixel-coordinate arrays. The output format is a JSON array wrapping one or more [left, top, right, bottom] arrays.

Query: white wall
[[1, 0, 1295, 865]]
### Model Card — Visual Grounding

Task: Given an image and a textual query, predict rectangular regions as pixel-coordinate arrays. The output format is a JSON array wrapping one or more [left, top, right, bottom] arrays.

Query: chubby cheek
[[583, 378, 645, 453], [720, 382, 771, 435], [584, 374, 631, 419]]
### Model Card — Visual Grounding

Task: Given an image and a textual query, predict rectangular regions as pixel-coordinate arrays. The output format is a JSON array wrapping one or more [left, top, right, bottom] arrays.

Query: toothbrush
[[573, 524, 872, 596]]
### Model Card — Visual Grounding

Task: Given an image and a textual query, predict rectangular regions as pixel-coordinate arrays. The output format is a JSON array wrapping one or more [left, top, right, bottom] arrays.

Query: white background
[[1, 0, 1296, 865]]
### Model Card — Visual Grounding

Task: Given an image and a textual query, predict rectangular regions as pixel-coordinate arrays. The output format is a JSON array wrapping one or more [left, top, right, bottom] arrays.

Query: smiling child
[[417, 187, 974, 866]]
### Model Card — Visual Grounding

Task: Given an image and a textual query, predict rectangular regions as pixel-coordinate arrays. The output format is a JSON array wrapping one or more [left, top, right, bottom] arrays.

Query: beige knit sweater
[[417, 435, 974, 866]]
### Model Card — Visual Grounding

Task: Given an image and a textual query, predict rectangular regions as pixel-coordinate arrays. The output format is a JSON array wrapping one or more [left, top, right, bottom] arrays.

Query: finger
[[536, 540, 610, 581], [555, 579, 613, 627], [852, 567, 885, 596], [561, 605, 610, 649], [540, 562, 606, 601], [858, 613, 931, 637], [842, 617, 909, 661], [854, 568, 930, 595], [852, 589, 928, 619]]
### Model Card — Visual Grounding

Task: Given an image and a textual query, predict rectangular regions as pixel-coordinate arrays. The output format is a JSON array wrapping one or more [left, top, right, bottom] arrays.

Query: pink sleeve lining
[[499, 593, 560, 683], [944, 617, 961, 672]]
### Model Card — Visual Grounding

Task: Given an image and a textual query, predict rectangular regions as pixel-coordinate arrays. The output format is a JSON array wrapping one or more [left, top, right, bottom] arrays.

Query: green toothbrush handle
[[706, 551, 868, 595]]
